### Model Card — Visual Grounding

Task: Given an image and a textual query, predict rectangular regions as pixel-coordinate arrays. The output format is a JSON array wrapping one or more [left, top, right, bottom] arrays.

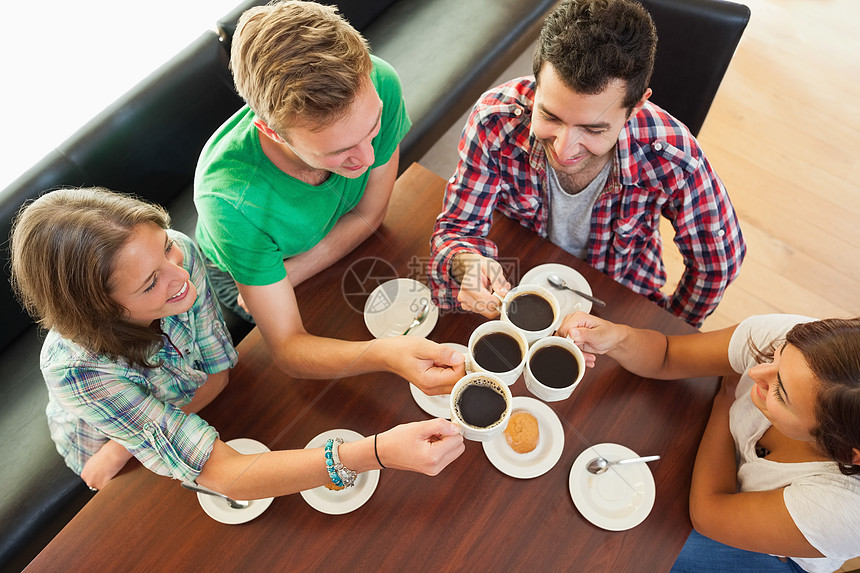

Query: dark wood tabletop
[[25, 163, 718, 572]]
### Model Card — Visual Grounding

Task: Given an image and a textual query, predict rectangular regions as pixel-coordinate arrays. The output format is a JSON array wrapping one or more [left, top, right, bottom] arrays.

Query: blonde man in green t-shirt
[[194, 1, 465, 395]]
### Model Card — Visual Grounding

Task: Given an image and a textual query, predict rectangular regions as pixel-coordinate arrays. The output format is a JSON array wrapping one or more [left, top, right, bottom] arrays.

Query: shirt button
[[514, 107, 522, 117], [718, 229, 726, 237], [449, 176, 456, 184], [653, 142, 663, 151]]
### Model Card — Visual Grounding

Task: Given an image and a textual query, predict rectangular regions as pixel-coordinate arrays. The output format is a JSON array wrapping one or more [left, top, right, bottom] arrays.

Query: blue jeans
[[671, 529, 807, 573]]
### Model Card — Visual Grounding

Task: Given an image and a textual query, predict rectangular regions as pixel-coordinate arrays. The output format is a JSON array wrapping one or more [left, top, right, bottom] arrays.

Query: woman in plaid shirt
[[10, 189, 463, 497]]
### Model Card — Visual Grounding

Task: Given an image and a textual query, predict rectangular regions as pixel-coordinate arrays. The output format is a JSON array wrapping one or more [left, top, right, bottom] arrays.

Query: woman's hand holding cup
[[556, 311, 626, 368], [375, 418, 465, 475]]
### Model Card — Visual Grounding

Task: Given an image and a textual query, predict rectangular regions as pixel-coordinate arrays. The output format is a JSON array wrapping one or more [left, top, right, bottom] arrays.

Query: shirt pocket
[[497, 184, 541, 229], [611, 216, 652, 257], [500, 183, 539, 211]]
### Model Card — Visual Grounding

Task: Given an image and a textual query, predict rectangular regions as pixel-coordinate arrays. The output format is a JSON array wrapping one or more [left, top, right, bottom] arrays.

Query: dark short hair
[[533, 0, 657, 113]]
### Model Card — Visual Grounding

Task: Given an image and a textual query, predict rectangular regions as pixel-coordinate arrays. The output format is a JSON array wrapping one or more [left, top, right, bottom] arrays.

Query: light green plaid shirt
[[42, 231, 238, 482]]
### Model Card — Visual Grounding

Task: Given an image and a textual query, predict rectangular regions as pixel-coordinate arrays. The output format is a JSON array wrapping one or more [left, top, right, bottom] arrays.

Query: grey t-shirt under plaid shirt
[[41, 230, 238, 483], [546, 157, 612, 260]]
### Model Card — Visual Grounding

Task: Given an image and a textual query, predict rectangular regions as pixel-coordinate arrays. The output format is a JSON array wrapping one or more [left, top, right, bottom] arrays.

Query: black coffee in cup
[[473, 332, 523, 373], [454, 382, 508, 428], [507, 293, 555, 331], [529, 344, 580, 388]]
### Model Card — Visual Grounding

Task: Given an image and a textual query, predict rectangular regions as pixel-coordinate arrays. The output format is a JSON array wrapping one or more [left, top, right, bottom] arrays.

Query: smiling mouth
[[558, 155, 583, 166], [168, 281, 188, 301], [542, 140, 584, 167]]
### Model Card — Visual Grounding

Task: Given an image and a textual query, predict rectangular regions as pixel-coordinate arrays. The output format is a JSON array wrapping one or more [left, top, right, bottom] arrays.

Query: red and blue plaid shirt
[[429, 78, 745, 327]]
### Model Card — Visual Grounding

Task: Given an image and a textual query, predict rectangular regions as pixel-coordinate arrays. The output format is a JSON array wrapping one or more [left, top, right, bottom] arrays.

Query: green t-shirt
[[194, 55, 411, 286]]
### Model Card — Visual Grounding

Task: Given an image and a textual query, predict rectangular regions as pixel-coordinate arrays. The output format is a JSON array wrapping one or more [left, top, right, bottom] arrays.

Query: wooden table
[[25, 164, 718, 572]]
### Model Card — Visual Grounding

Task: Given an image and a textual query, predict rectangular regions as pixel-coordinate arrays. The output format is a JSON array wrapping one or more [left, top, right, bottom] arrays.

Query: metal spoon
[[546, 274, 606, 307], [181, 482, 251, 509], [401, 301, 430, 335], [586, 455, 660, 474]]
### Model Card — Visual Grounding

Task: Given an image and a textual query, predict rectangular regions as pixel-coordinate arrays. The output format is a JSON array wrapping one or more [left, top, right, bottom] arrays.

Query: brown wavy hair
[[533, 0, 657, 114], [785, 319, 860, 476], [10, 187, 171, 368], [230, 0, 372, 137]]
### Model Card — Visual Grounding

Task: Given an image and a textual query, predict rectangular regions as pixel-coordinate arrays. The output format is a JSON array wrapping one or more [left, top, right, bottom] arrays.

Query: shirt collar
[[616, 116, 641, 187]]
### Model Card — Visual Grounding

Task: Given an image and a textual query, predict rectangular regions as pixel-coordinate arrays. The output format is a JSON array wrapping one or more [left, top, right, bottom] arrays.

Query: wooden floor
[[645, 2, 860, 569], [675, 5, 860, 565], [661, 0, 860, 331], [421, 0, 860, 334]]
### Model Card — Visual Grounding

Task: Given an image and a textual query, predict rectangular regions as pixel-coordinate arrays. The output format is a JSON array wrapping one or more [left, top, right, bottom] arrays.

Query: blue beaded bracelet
[[324, 439, 344, 487]]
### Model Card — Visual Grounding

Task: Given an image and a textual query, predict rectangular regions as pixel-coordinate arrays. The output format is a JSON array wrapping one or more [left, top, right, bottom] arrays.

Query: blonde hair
[[10, 187, 171, 368], [230, 0, 372, 137]]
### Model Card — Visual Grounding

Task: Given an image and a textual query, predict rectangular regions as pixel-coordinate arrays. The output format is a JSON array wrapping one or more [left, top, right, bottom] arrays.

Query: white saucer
[[364, 278, 439, 338], [568, 443, 656, 531], [300, 429, 380, 515], [520, 263, 593, 316], [409, 342, 467, 419], [197, 438, 274, 525], [482, 396, 565, 479]]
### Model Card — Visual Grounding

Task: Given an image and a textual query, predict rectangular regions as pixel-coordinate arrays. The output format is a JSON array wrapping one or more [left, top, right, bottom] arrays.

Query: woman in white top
[[559, 312, 860, 573]]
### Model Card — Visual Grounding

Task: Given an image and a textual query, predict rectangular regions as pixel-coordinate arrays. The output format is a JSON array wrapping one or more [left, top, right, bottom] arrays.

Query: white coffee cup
[[500, 284, 562, 344], [524, 335, 585, 402], [467, 320, 529, 386], [449, 372, 513, 441]]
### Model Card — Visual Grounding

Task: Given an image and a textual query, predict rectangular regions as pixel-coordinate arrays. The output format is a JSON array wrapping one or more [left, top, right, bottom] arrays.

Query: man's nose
[[354, 138, 375, 166], [554, 128, 581, 159]]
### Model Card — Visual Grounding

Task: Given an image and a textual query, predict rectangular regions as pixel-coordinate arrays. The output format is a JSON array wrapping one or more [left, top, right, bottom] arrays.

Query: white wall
[[1, 0, 242, 191]]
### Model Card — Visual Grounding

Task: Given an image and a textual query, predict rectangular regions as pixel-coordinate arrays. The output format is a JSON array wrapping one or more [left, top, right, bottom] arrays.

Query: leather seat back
[[0, 31, 243, 353], [640, 0, 751, 136]]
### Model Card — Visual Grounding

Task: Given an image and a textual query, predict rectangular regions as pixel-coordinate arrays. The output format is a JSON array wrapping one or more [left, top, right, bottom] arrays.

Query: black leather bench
[[0, 30, 246, 573], [0, 0, 555, 570]]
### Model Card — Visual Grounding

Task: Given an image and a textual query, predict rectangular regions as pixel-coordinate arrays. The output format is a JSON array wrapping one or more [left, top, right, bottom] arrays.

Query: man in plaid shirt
[[429, 0, 745, 328]]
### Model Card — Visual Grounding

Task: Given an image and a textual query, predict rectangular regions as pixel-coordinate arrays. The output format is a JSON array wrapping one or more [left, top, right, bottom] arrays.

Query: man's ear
[[253, 119, 286, 143], [628, 87, 652, 119]]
